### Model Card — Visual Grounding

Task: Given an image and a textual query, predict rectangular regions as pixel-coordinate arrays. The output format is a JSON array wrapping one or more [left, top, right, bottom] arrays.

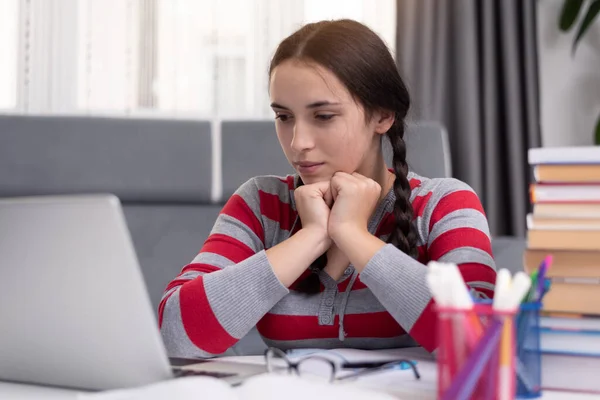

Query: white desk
[[1, 355, 597, 400], [0, 380, 596, 400], [0, 382, 78, 399]]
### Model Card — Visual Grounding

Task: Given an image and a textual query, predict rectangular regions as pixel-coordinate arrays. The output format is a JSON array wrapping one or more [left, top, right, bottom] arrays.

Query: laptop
[[0, 194, 266, 391]]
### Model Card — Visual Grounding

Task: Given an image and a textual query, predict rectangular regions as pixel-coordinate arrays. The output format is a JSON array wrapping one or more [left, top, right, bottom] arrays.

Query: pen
[[524, 270, 537, 303], [542, 278, 551, 298], [426, 264, 461, 384], [498, 318, 515, 400], [494, 270, 531, 400], [535, 255, 552, 301], [340, 360, 416, 369]]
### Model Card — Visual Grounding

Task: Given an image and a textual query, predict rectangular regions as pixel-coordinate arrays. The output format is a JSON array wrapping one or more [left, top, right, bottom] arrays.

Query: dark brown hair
[[269, 19, 418, 292]]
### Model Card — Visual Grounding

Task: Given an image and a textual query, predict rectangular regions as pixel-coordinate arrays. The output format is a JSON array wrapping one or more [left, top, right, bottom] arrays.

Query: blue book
[[540, 327, 600, 356], [540, 314, 600, 332]]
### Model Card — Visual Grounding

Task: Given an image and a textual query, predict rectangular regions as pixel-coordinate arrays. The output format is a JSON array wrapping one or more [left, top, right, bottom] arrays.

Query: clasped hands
[[294, 172, 382, 249]]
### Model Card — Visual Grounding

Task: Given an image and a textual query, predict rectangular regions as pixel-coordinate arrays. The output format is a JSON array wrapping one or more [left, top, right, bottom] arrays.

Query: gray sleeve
[[359, 177, 497, 348], [359, 244, 431, 333]]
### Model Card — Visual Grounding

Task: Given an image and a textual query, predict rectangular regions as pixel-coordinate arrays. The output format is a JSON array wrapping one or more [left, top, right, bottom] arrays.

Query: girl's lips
[[295, 162, 324, 174]]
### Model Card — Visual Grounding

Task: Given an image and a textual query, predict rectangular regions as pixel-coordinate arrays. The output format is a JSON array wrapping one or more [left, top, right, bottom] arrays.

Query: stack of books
[[526, 146, 600, 394]]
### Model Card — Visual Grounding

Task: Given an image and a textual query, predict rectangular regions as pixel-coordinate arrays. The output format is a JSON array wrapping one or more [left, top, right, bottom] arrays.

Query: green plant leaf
[[595, 112, 600, 145], [560, 0, 585, 31], [573, 0, 600, 54]]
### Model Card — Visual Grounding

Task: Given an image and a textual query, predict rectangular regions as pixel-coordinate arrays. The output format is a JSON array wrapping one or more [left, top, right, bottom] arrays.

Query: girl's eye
[[315, 114, 335, 121], [275, 113, 292, 122]]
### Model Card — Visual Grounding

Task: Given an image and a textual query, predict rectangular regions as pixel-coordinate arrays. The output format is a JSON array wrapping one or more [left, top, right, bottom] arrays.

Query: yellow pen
[[498, 318, 515, 400], [495, 271, 532, 400]]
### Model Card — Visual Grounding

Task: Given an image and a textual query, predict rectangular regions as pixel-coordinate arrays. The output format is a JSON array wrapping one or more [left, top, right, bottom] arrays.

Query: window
[[2, 0, 396, 117], [0, 0, 19, 110]]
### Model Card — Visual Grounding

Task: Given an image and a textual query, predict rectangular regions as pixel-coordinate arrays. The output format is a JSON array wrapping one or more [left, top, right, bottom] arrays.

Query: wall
[[537, 0, 600, 147]]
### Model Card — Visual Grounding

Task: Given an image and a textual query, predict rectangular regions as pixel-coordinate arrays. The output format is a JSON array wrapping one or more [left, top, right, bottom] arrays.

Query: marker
[[535, 255, 553, 301]]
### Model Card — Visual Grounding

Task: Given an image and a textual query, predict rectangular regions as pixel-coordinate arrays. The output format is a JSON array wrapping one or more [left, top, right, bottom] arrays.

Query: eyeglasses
[[264, 347, 421, 383]]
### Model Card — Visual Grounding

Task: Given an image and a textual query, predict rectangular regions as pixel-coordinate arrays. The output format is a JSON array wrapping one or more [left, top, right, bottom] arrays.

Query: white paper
[[239, 374, 398, 400], [75, 367, 429, 400], [76, 377, 237, 400]]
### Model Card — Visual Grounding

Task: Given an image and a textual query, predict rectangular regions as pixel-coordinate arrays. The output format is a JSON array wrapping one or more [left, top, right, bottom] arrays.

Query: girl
[[159, 19, 496, 358]]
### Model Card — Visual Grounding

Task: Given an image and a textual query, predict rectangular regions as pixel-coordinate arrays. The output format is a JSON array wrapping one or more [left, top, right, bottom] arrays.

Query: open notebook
[[77, 374, 402, 400], [78, 348, 437, 400]]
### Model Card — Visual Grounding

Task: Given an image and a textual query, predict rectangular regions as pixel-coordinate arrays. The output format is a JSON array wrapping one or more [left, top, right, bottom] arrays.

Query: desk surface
[[0, 380, 596, 400], [0, 355, 597, 400]]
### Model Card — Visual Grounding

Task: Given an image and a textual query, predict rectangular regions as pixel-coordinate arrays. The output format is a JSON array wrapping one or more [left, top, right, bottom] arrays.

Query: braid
[[387, 120, 419, 259], [295, 253, 326, 294]]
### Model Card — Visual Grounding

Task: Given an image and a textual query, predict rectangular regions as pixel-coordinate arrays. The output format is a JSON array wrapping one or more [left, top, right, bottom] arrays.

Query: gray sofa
[[0, 115, 525, 355]]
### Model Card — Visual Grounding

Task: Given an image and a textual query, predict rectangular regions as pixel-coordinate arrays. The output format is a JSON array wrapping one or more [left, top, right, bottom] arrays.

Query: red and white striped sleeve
[[158, 177, 289, 358]]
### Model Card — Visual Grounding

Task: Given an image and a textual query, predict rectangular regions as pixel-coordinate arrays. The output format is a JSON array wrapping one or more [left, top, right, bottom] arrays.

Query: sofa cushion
[[221, 120, 293, 200], [383, 121, 452, 178], [0, 116, 213, 203], [123, 204, 222, 310]]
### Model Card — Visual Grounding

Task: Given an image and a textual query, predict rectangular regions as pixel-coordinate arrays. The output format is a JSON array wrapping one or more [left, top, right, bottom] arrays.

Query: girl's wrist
[[297, 227, 331, 254], [332, 228, 386, 272], [330, 223, 367, 246]]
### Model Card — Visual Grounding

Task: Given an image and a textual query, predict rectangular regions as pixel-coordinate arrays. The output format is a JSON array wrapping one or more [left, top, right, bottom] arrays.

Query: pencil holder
[[515, 302, 542, 398], [436, 303, 517, 400]]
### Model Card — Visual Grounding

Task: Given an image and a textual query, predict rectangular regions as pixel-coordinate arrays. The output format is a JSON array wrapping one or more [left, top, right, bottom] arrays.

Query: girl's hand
[[328, 172, 381, 242], [294, 180, 334, 245]]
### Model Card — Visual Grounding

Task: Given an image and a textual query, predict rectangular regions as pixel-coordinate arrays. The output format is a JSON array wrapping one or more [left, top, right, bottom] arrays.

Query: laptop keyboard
[[172, 368, 237, 379]]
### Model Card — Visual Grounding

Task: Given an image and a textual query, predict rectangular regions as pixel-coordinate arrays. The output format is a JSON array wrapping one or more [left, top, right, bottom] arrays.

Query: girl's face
[[269, 60, 392, 184]]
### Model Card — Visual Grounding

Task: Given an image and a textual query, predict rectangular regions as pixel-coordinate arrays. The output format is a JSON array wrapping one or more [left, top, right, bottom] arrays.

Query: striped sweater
[[159, 171, 496, 357]]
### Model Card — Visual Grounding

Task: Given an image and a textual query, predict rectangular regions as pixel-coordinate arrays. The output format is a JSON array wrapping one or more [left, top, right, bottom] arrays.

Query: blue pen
[[542, 278, 551, 298], [535, 255, 553, 301]]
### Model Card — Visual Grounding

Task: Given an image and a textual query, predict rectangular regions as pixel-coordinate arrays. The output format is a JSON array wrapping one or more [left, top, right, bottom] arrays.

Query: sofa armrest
[[491, 236, 527, 274]]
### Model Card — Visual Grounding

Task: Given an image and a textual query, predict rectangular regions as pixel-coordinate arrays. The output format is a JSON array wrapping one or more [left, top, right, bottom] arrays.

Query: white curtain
[[0, 0, 396, 118], [0, 0, 19, 110]]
